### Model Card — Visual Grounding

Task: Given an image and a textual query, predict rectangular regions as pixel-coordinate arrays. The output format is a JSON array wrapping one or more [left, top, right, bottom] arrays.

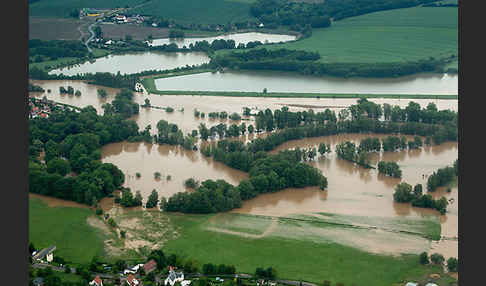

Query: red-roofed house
[[126, 274, 140, 286], [89, 276, 103, 286], [144, 259, 157, 274]]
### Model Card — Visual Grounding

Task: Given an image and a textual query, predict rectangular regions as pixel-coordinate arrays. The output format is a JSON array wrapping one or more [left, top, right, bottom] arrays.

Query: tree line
[[250, 0, 436, 29], [427, 161, 457, 192], [29, 90, 147, 205], [163, 146, 328, 213], [29, 39, 88, 62], [393, 182, 448, 214], [210, 48, 448, 78]]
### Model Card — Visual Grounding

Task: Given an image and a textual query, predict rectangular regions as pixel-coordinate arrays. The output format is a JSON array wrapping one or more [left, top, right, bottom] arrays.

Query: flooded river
[[30, 79, 457, 137], [49, 52, 209, 76], [101, 141, 248, 201], [149, 32, 297, 48], [29, 79, 458, 258], [154, 71, 458, 95]]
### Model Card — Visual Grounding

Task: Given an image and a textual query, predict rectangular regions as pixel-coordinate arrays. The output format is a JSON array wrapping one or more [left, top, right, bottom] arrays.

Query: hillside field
[[219, 6, 457, 64], [130, 0, 257, 25], [29, 0, 146, 17]]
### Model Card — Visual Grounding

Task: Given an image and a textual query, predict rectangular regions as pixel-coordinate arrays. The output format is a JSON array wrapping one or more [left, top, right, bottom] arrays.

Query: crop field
[[130, 0, 257, 25], [29, 197, 105, 265], [162, 213, 447, 286], [223, 6, 457, 64], [29, 0, 146, 17]]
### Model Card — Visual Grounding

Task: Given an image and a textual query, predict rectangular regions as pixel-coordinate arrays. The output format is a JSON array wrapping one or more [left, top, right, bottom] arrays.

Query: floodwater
[[101, 141, 248, 202], [154, 71, 458, 95], [29, 79, 458, 258], [149, 32, 297, 48], [231, 133, 458, 259], [48, 51, 209, 76]]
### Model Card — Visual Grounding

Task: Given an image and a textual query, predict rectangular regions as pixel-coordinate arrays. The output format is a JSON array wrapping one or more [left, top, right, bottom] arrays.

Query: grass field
[[218, 6, 457, 64], [130, 0, 256, 25], [29, 0, 146, 17], [162, 213, 448, 286], [29, 197, 105, 265]]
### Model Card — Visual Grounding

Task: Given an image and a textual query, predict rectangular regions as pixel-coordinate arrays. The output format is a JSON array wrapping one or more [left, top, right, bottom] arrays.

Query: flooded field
[[49, 52, 209, 76], [154, 71, 458, 95], [30, 79, 458, 258], [101, 141, 248, 201], [149, 32, 297, 48], [30, 80, 457, 135]]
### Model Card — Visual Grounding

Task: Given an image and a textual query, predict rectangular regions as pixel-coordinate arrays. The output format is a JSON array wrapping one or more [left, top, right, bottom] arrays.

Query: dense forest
[[28, 90, 144, 205], [210, 48, 447, 77], [29, 39, 89, 62], [249, 0, 437, 29]]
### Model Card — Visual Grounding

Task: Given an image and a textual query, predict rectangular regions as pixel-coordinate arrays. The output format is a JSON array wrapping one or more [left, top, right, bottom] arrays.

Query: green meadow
[[163, 213, 445, 286], [29, 197, 105, 265], [219, 6, 457, 64]]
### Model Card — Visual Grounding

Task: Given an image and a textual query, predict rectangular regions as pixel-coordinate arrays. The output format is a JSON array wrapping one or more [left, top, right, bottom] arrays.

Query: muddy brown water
[[101, 141, 248, 202], [29, 79, 457, 139], [29, 80, 458, 258], [231, 134, 458, 259]]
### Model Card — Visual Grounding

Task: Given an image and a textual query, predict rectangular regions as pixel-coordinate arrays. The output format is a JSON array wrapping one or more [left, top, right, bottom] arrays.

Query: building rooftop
[[33, 245, 56, 260]]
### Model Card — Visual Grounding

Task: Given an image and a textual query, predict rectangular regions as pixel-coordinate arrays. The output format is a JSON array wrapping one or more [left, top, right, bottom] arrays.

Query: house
[[425, 284, 438, 286], [181, 281, 191, 286], [152, 22, 158, 27], [116, 15, 127, 23], [259, 23, 264, 28], [33, 245, 56, 263], [135, 82, 144, 92], [164, 267, 184, 286], [32, 277, 44, 286], [405, 283, 418, 286], [89, 276, 103, 286], [105, 40, 113, 45], [143, 259, 157, 274], [124, 264, 144, 275], [126, 274, 140, 286]]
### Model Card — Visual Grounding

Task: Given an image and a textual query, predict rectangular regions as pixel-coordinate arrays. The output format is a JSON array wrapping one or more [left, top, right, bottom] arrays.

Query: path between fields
[[206, 217, 278, 239]]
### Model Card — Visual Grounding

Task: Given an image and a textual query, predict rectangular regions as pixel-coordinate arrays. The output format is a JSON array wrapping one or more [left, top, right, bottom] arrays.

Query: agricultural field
[[129, 0, 257, 25], [29, 0, 146, 17], [29, 197, 106, 265], [161, 213, 450, 286], [29, 17, 85, 40], [223, 6, 457, 64]]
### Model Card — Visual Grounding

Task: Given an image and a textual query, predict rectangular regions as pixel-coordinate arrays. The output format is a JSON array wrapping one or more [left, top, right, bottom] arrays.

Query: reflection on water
[[101, 141, 248, 202], [49, 52, 210, 76], [149, 32, 297, 48], [154, 71, 458, 95]]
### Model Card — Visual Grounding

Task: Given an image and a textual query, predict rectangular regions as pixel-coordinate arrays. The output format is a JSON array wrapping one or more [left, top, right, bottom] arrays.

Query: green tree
[[430, 253, 445, 265], [393, 182, 413, 203], [46, 158, 71, 176], [97, 89, 107, 98], [133, 190, 143, 206], [419, 252, 429, 264], [146, 189, 159, 208], [447, 257, 458, 272]]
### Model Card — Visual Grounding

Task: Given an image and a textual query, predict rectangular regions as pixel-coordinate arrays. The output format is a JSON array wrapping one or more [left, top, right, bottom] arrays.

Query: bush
[[184, 178, 199, 188], [430, 253, 445, 265], [447, 257, 458, 272], [419, 252, 429, 264], [108, 218, 117, 227], [96, 208, 103, 215], [166, 107, 174, 113]]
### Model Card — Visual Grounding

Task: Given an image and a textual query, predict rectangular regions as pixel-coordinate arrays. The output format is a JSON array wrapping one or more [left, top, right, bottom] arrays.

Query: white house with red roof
[[126, 274, 140, 286]]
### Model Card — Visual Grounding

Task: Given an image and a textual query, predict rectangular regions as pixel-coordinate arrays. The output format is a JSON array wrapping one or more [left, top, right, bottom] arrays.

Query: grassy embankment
[[218, 6, 458, 65], [29, 197, 105, 265]]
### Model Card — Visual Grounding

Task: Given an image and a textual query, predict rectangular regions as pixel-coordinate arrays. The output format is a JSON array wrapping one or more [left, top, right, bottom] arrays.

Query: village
[[30, 244, 303, 286]]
